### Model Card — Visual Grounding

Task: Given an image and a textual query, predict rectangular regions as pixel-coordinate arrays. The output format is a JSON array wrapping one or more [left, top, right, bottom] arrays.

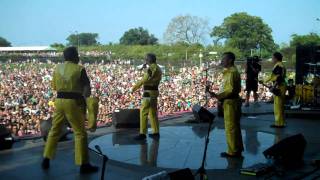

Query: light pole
[[199, 49, 203, 69], [185, 49, 188, 67], [257, 43, 261, 58]]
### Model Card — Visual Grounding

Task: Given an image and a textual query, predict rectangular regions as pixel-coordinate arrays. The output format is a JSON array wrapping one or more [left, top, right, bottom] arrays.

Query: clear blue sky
[[0, 0, 319, 46]]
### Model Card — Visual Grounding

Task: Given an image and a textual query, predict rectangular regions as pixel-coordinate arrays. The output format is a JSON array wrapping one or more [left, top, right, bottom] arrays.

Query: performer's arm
[[216, 72, 236, 100], [81, 68, 91, 97], [132, 65, 156, 92], [51, 70, 57, 91], [264, 66, 282, 83]]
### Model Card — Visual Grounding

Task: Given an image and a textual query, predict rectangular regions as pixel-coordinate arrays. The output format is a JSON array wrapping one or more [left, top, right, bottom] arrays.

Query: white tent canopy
[[0, 46, 56, 52], [136, 64, 164, 69]]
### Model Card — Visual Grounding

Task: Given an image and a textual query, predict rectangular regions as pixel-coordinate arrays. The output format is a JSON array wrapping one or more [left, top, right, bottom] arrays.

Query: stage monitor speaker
[[112, 109, 140, 128], [169, 168, 194, 180], [192, 104, 215, 123], [40, 119, 69, 141], [296, 45, 320, 84], [0, 124, 14, 150], [263, 134, 306, 167]]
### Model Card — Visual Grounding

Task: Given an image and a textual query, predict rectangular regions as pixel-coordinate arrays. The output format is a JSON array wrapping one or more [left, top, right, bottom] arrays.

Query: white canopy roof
[[137, 64, 165, 69], [0, 46, 56, 52]]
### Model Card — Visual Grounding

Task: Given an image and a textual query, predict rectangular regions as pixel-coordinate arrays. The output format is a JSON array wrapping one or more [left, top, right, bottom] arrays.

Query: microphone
[[139, 63, 147, 70], [202, 65, 217, 71]]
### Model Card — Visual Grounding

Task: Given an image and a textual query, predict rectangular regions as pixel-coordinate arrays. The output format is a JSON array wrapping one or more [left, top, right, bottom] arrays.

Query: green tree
[[66, 33, 99, 46], [50, 43, 65, 49], [164, 15, 209, 44], [210, 12, 276, 57], [119, 27, 158, 45], [0, 37, 11, 47], [280, 33, 320, 68], [290, 33, 320, 47]]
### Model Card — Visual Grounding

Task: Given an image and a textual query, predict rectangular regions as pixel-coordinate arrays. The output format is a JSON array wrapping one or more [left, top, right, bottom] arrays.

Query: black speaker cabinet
[[40, 119, 69, 141], [263, 134, 306, 167], [169, 168, 194, 180], [112, 109, 140, 128], [296, 45, 320, 84], [0, 124, 14, 150], [192, 104, 215, 123]]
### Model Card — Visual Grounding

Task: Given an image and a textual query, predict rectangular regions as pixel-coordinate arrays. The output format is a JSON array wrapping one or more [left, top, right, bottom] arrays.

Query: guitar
[[205, 85, 216, 98], [258, 81, 281, 96]]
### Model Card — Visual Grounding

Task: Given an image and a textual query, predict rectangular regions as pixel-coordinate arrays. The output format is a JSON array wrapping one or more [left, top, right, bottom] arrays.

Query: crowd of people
[[0, 59, 274, 137]]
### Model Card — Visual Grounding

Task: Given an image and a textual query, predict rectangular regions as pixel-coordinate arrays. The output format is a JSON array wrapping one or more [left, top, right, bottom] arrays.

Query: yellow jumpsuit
[[132, 63, 162, 135], [216, 66, 244, 155], [43, 61, 90, 165], [86, 97, 99, 132], [264, 61, 286, 126]]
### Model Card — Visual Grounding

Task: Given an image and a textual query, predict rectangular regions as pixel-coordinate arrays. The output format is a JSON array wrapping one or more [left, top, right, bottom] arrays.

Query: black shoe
[[41, 158, 50, 170], [220, 152, 242, 158], [80, 163, 99, 174], [270, 124, 286, 128], [134, 134, 146, 140], [148, 133, 160, 139]]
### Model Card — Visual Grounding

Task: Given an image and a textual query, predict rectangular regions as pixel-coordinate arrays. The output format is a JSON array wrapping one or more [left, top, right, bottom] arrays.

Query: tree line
[[1, 12, 320, 64]]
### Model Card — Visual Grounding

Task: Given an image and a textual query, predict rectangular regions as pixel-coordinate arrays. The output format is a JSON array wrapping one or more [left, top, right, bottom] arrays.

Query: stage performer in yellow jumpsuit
[[131, 53, 162, 140], [264, 52, 286, 128], [41, 47, 99, 174], [207, 52, 244, 158]]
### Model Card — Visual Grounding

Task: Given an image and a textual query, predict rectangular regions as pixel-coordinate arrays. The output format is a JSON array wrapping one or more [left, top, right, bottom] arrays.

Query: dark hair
[[223, 52, 236, 63], [63, 46, 79, 63], [145, 53, 156, 64], [273, 52, 283, 61]]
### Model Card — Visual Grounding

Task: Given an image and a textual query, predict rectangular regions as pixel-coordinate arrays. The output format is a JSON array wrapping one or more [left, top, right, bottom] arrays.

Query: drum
[[295, 85, 314, 104]]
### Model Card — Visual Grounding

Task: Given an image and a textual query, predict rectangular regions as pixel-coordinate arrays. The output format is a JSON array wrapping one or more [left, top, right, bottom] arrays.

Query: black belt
[[143, 92, 150, 97], [222, 94, 240, 101], [143, 86, 158, 91], [57, 92, 83, 99]]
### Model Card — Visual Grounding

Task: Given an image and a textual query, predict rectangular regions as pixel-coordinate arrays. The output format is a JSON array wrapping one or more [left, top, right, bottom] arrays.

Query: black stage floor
[[89, 126, 275, 170], [1, 103, 320, 179]]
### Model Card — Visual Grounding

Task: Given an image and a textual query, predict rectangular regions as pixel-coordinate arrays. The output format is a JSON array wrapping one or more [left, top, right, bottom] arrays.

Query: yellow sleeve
[[216, 72, 234, 100], [264, 74, 278, 83], [51, 71, 57, 91], [132, 72, 149, 92], [132, 65, 157, 92]]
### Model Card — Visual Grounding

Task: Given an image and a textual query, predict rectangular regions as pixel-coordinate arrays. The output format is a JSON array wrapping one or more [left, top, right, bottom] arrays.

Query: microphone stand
[[90, 145, 109, 180], [194, 116, 214, 180], [204, 67, 209, 107]]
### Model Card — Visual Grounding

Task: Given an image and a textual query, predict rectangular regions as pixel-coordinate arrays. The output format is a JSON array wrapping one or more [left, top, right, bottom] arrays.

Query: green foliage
[[0, 37, 11, 47], [279, 33, 320, 69], [50, 43, 64, 50], [66, 32, 99, 46], [290, 33, 320, 47], [119, 27, 158, 45], [210, 12, 276, 57]]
